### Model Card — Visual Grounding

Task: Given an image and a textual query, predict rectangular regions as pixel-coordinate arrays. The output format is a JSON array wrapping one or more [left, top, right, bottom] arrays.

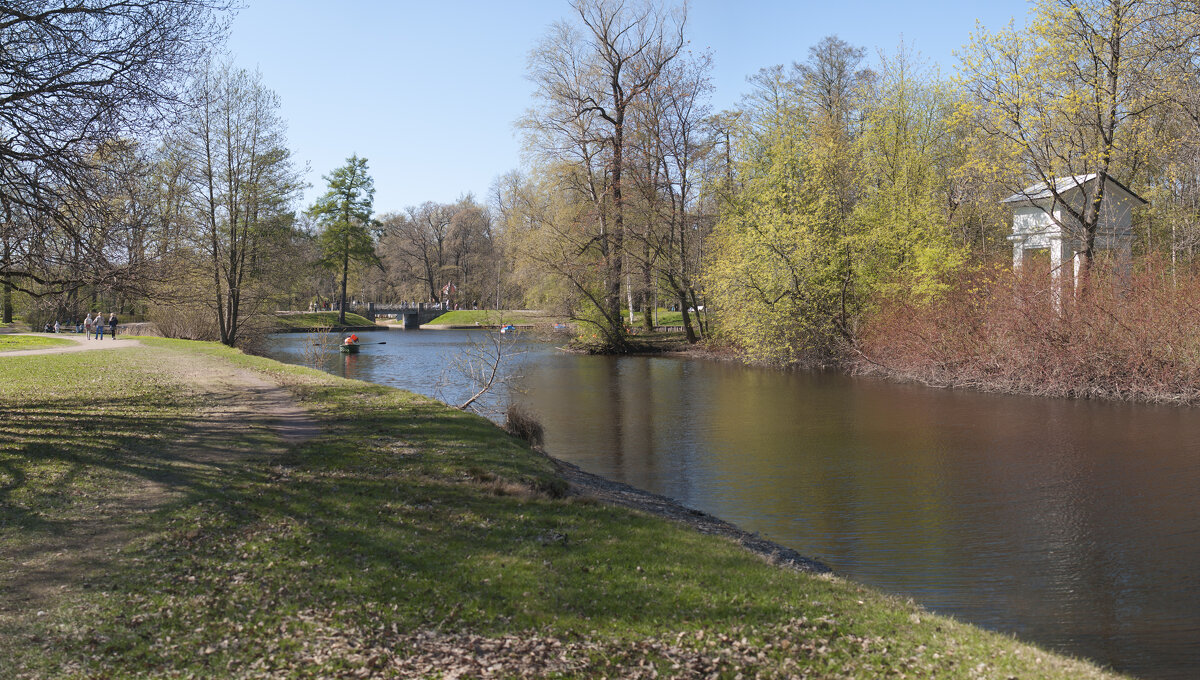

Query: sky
[[225, 0, 1033, 215]]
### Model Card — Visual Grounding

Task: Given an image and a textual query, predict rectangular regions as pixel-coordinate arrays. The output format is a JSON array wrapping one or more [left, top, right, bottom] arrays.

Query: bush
[[150, 300, 220, 341], [859, 256, 1200, 403], [504, 403, 545, 448]]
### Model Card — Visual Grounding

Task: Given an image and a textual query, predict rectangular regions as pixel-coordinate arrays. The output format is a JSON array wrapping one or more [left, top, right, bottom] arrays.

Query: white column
[[1050, 238, 1070, 310]]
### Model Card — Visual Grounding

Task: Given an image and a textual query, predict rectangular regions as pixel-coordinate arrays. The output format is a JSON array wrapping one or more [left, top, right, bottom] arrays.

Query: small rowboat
[[339, 343, 360, 354]]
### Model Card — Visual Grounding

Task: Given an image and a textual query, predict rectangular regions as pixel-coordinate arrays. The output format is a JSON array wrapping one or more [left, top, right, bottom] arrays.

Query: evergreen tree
[[309, 156, 378, 325]]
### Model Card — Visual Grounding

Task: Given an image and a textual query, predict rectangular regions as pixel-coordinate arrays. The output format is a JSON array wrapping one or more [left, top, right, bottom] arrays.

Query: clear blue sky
[[226, 0, 1031, 215]]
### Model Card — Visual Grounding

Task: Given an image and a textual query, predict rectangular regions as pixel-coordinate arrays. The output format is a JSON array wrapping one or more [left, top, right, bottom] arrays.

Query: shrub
[[150, 300, 220, 341], [504, 402, 545, 448], [859, 256, 1200, 403]]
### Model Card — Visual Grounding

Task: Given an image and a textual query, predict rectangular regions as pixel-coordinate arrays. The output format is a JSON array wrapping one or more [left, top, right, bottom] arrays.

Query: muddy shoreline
[[550, 456, 831, 575]]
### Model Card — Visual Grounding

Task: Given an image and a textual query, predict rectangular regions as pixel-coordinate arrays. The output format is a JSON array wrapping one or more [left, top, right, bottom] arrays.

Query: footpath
[[1, 332, 142, 356], [1, 337, 319, 623]]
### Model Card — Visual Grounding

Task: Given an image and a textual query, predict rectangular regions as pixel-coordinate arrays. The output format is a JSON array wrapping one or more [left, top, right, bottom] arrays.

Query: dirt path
[[0, 344, 319, 617]]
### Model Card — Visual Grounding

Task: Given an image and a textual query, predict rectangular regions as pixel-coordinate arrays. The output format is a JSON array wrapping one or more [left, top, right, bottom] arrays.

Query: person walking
[[108, 313, 118, 339], [83, 313, 93, 339], [95, 313, 105, 340]]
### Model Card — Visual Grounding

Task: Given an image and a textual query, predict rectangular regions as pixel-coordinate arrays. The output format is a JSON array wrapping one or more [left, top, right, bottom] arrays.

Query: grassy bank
[[425, 309, 561, 326], [273, 311, 380, 331], [0, 339, 1126, 679]]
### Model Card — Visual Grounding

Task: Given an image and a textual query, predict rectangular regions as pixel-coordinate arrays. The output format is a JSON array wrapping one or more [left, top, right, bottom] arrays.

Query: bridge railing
[[351, 301, 451, 313]]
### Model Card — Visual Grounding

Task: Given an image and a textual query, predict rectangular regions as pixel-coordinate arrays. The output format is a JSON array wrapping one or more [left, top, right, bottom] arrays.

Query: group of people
[[40, 313, 120, 338], [82, 313, 118, 339]]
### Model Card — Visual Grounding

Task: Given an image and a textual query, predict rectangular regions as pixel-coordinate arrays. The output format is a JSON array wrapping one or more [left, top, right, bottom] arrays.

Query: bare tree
[[378, 197, 497, 307], [381, 201, 453, 302], [446, 200, 497, 306], [176, 62, 303, 346], [525, 0, 686, 350], [0, 0, 231, 301], [626, 48, 714, 341]]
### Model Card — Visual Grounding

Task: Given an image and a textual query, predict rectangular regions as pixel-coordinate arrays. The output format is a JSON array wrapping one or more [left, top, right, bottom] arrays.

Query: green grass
[[0, 339, 1128, 679], [273, 311, 379, 330], [655, 310, 684, 326], [426, 309, 558, 326], [0, 334, 77, 352], [639, 309, 707, 327]]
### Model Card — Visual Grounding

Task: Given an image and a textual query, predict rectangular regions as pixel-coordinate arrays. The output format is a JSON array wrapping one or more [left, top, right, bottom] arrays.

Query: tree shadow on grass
[[5, 380, 823, 677]]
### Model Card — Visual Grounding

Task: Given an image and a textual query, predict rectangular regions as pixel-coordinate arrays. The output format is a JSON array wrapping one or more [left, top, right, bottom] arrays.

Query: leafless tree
[[379, 197, 497, 306], [0, 0, 232, 310], [380, 202, 454, 302], [174, 62, 303, 346], [626, 48, 714, 341], [525, 0, 686, 350]]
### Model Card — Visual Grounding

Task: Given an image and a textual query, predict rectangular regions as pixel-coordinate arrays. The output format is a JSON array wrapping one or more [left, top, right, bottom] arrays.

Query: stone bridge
[[355, 302, 446, 329]]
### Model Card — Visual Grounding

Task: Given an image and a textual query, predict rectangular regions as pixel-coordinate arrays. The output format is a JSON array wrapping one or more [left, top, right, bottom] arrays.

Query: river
[[263, 328, 1200, 679]]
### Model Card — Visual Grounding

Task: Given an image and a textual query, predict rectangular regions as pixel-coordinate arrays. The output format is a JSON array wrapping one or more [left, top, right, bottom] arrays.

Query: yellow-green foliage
[[707, 47, 968, 364], [707, 104, 848, 363], [853, 51, 968, 303], [956, 0, 1176, 248], [497, 168, 607, 323]]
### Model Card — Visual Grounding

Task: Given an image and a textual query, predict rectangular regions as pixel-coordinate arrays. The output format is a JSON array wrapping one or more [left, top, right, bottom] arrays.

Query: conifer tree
[[309, 156, 379, 325]]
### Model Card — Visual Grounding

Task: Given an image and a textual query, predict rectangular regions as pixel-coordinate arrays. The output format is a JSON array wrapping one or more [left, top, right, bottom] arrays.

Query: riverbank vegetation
[[696, 1, 1200, 401], [860, 260, 1200, 403], [1, 340, 1127, 678], [426, 310, 560, 327]]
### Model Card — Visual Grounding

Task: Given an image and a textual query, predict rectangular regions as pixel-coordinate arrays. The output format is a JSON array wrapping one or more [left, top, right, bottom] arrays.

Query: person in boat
[[343, 333, 359, 346]]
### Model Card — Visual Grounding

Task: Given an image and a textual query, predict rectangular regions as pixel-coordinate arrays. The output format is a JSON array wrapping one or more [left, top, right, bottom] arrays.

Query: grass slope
[[0, 334, 77, 352], [0, 339, 1127, 679], [274, 312, 379, 330], [425, 310, 554, 326]]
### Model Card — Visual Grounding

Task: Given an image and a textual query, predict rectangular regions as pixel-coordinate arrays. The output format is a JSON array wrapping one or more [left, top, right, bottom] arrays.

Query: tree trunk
[[679, 294, 696, 343], [1, 236, 11, 324], [687, 289, 706, 337], [626, 271, 635, 324], [606, 111, 628, 350], [2, 279, 11, 324], [339, 229, 350, 326], [641, 239, 653, 331]]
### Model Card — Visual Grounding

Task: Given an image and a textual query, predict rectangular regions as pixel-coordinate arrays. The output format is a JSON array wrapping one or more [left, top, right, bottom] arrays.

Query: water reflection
[[264, 329, 1200, 679]]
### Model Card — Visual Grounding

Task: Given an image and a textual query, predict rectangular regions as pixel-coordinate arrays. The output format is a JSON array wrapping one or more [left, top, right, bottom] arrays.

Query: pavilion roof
[[1000, 173, 1148, 205]]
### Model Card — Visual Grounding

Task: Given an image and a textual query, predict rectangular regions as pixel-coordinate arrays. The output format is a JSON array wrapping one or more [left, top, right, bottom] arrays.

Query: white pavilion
[[1002, 173, 1146, 293]]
